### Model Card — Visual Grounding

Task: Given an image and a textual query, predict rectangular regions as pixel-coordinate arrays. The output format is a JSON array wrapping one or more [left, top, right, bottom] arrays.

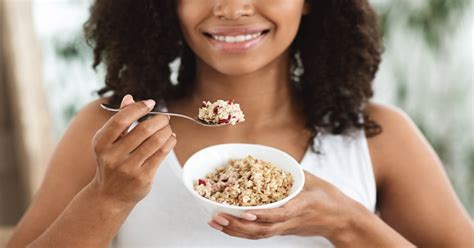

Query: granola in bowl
[[198, 100, 245, 125], [194, 156, 294, 206]]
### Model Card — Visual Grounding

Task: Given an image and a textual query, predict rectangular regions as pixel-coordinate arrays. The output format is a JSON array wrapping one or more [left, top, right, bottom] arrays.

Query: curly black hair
[[84, 0, 383, 151]]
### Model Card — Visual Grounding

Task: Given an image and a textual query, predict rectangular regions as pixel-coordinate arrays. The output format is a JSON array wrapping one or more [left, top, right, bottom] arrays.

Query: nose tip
[[214, 1, 254, 20]]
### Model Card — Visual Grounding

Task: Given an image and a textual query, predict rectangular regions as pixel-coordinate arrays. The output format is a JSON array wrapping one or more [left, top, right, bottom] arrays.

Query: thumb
[[303, 171, 324, 189], [119, 94, 136, 137]]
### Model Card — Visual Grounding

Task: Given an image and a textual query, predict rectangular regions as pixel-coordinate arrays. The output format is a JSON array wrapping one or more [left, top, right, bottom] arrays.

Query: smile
[[209, 31, 266, 43], [203, 29, 270, 53]]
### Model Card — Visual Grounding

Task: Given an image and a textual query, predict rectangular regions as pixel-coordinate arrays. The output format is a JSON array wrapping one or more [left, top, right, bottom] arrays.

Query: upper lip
[[203, 25, 270, 36]]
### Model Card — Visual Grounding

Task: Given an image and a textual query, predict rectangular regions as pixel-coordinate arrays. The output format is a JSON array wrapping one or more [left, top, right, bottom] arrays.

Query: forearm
[[329, 208, 415, 248], [28, 182, 135, 248]]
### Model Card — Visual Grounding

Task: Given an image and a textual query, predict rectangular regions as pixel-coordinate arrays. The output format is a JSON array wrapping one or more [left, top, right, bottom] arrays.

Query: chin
[[208, 57, 268, 76], [215, 65, 261, 76]]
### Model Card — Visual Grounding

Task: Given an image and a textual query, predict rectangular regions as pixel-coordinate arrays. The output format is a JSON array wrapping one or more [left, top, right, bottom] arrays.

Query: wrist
[[326, 202, 373, 246], [327, 204, 415, 248], [85, 180, 137, 214]]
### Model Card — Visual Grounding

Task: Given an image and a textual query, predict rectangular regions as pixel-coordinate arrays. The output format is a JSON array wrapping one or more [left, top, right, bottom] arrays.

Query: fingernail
[[144, 99, 155, 109], [171, 132, 176, 137], [208, 221, 223, 231], [240, 213, 257, 221], [213, 215, 229, 226], [121, 94, 133, 107]]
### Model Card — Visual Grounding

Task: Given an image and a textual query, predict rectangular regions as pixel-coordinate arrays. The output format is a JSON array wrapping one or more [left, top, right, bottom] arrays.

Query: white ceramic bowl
[[182, 143, 305, 218]]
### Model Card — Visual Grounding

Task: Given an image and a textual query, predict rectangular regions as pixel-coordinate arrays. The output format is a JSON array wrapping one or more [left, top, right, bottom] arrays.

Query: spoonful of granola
[[198, 100, 245, 125], [100, 99, 245, 127]]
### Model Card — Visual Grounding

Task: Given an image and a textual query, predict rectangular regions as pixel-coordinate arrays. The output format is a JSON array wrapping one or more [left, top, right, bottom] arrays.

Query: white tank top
[[113, 130, 376, 248]]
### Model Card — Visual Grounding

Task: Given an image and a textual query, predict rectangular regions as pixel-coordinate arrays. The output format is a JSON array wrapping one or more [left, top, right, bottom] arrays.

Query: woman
[[8, 0, 472, 247]]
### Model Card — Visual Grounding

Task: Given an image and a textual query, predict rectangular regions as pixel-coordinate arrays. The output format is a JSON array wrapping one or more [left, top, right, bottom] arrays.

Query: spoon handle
[[99, 103, 213, 126]]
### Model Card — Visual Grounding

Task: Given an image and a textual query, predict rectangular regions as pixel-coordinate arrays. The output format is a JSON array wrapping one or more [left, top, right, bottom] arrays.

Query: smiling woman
[[6, 0, 473, 247], [84, 0, 382, 144]]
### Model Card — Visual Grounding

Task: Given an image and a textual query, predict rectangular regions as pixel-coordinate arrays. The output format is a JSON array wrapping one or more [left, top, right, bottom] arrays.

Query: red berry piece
[[218, 119, 229, 124]]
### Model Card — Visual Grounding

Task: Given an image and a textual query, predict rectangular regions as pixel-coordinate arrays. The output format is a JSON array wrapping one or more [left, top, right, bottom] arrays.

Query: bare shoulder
[[55, 97, 114, 164], [69, 97, 114, 135], [363, 102, 431, 186], [40, 97, 114, 193], [362, 104, 472, 246], [365, 102, 415, 135], [47, 97, 113, 182], [7, 97, 115, 247], [364, 102, 422, 153]]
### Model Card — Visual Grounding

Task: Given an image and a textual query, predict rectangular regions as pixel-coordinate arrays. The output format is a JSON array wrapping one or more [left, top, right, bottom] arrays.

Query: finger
[[126, 126, 173, 166], [245, 207, 289, 223], [142, 133, 177, 175], [214, 214, 282, 238], [247, 196, 305, 223], [98, 99, 156, 145], [221, 227, 260, 240], [208, 220, 223, 231], [208, 221, 260, 240], [115, 114, 170, 153], [119, 95, 137, 137]]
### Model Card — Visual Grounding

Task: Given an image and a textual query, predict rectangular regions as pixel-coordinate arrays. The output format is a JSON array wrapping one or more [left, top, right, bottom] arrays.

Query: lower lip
[[206, 33, 267, 53]]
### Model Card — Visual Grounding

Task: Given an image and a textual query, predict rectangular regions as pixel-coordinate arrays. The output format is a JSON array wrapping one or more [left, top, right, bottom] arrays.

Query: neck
[[189, 51, 301, 127]]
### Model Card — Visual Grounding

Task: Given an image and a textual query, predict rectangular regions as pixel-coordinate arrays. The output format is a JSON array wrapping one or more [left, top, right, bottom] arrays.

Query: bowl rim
[[182, 143, 306, 210]]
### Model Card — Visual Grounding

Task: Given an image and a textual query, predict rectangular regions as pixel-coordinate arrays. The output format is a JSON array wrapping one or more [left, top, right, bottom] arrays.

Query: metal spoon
[[100, 103, 231, 127]]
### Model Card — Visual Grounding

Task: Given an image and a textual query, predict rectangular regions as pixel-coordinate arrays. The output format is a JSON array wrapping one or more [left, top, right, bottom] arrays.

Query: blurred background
[[0, 0, 472, 244]]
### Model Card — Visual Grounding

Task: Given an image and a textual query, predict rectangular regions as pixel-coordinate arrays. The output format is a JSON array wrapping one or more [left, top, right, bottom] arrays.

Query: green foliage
[[63, 103, 78, 121], [408, 0, 469, 48], [54, 35, 89, 62], [374, 0, 473, 214], [54, 39, 80, 60], [377, 0, 470, 49]]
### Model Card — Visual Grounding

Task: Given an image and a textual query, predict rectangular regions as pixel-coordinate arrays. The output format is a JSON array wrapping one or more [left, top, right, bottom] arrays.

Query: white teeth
[[235, 35, 245, 42], [225, 36, 236, 43], [211, 31, 264, 43]]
